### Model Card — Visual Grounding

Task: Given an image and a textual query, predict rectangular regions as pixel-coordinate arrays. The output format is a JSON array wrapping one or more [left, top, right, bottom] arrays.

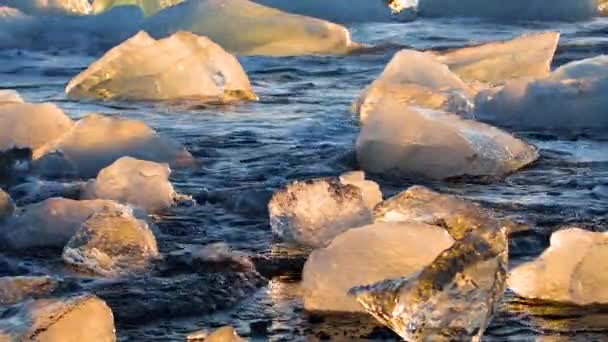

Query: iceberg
[[0, 198, 130, 250], [0, 102, 74, 152], [302, 222, 453, 312], [143, 0, 359, 56], [355, 101, 538, 180], [0, 0, 92, 15], [33, 113, 194, 178], [417, 0, 597, 21], [92, 0, 183, 16], [0, 295, 115, 341], [82, 157, 176, 212], [62, 204, 159, 277], [435, 32, 560, 86], [475, 55, 608, 129], [353, 49, 473, 123], [66, 31, 256, 103], [268, 176, 374, 248], [508, 228, 608, 305]]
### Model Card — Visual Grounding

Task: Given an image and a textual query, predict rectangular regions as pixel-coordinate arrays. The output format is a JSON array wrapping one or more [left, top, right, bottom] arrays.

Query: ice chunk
[[508, 228, 608, 305], [0, 294, 115, 341], [82, 157, 175, 212], [33, 113, 194, 178], [0, 276, 57, 305], [143, 0, 359, 56], [417, 0, 597, 21], [600, 0, 608, 15], [0, 189, 14, 221], [351, 225, 508, 340], [63, 204, 159, 277], [268, 177, 373, 248], [252, 0, 415, 23], [435, 32, 560, 86], [0, 198, 129, 250], [0, 0, 92, 15], [302, 222, 453, 312], [475, 55, 608, 129], [355, 101, 538, 180], [66, 31, 256, 103], [92, 0, 184, 16], [0, 89, 23, 104], [339, 171, 383, 210], [353, 49, 473, 123], [0, 102, 74, 152]]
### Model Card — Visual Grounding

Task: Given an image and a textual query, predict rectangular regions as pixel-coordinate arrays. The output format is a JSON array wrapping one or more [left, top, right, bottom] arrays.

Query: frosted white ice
[[143, 0, 358, 56], [33, 113, 194, 178], [83, 157, 175, 212], [302, 222, 453, 312], [508, 228, 608, 305], [66, 31, 256, 102], [356, 101, 538, 180]]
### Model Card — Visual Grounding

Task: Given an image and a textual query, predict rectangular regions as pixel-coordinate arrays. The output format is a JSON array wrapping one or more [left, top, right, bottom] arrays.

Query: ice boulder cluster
[[66, 31, 256, 103]]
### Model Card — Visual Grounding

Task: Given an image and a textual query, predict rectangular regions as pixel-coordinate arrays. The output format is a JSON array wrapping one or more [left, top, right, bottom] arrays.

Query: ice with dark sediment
[[33, 113, 194, 179], [355, 101, 538, 180], [66, 31, 256, 103], [350, 200, 509, 341], [143, 0, 360, 56], [508, 228, 608, 306], [268, 174, 376, 248], [476, 55, 608, 129], [82, 157, 176, 212]]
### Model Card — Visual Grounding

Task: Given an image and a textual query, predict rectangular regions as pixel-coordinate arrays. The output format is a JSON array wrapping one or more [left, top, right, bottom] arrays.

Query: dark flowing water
[[1, 13, 608, 341]]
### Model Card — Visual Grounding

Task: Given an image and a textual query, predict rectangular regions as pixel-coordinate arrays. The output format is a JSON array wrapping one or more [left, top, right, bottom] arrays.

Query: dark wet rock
[[268, 177, 373, 248], [0, 276, 58, 305], [63, 204, 159, 277], [0, 189, 15, 221], [0, 294, 115, 341], [249, 320, 270, 337]]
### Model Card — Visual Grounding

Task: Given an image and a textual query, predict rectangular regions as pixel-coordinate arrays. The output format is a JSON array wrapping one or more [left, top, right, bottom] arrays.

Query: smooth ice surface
[[62, 205, 159, 277], [417, 0, 598, 21], [356, 102, 538, 180], [268, 177, 373, 248], [508, 228, 608, 305], [338, 171, 383, 210], [0, 295, 115, 341], [66, 31, 255, 102], [353, 49, 473, 123], [0, 0, 91, 15], [0, 189, 14, 221], [0, 102, 74, 152], [143, 0, 358, 56], [83, 157, 175, 212], [436, 32, 560, 85], [475, 55, 608, 129], [33, 113, 194, 178], [0, 90, 23, 104], [0, 198, 127, 250], [302, 222, 453, 312], [252, 0, 415, 23], [92, 0, 183, 16]]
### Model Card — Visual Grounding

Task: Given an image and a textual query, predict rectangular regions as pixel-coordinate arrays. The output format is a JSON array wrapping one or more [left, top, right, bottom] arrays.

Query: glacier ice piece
[[508, 228, 608, 305], [268, 177, 373, 248], [302, 222, 453, 312], [0, 102, 74, 152], [62, 204, 159, 277], [417, 0, 597, 21], [0, 89, 23, 104], [0, 294, 115, 342], [0, 276, 57, 305], [92, 0, 184, 16], [436, 32, 560, 86], [353, 49, 473, 123], [339, 171, 383, 210], [66, 31, 255, 102], [0, 198, 130, 250], [355, 101, 538, 180], [33, 113, 194, 178], [475, 55, 608, 129], [351, 222, 508, 340], [0, 0, 92, 15], [82, 156, 175, 212], [143, 0, 359, 56]]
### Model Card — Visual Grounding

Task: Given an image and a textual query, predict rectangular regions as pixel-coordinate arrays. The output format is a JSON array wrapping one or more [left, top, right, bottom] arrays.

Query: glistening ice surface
[[1, 12, 608, 341]]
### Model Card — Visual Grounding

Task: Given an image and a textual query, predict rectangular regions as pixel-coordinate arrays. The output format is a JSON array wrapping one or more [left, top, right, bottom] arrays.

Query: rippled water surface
[[1, 14, 608, 341]]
